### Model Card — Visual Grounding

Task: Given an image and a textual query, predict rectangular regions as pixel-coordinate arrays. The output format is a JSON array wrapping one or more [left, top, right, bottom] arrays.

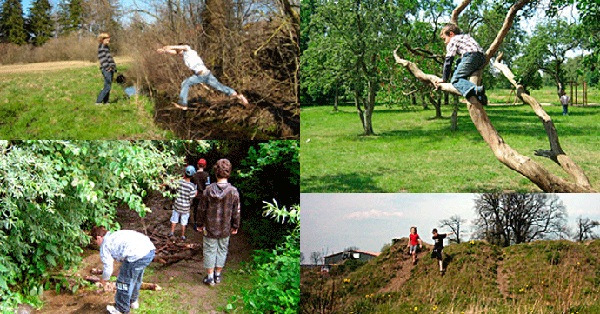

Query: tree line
[[0, 0, 118, 46]]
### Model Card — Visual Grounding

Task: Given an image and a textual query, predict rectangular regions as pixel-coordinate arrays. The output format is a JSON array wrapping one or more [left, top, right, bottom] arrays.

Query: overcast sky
[[301, 193, 600, 262]]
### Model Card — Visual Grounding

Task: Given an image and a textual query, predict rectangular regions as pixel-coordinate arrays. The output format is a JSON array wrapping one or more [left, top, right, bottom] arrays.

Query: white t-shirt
[[182, 46, 209, 74], [560, 95, 570, 106]]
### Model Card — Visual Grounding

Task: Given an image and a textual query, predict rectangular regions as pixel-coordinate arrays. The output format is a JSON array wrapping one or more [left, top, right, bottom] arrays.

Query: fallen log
[[84, 275, 162, 291]]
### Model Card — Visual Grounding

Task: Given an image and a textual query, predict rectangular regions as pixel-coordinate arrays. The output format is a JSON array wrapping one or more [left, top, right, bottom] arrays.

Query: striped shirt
[[173, 180, 197, 214], [100, 230, 155, 280], [98, 44, 116, 71], [445, 34, 483, 58]]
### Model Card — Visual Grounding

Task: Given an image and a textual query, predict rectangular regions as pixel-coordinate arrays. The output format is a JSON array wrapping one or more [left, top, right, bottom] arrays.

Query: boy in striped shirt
[[434, 24, 488, 106], [168, 165, 198, 240]]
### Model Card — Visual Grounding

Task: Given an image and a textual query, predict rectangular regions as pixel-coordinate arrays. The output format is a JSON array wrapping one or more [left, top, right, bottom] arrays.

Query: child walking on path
[[96, 33, 117, 105], [192, 158, 210, 231], [434, 24, 487, 106], [169, 165, 198, 240], [407, 226, 423, 265], [432, 228, 455, 275], [560, 93, 570, 115], [198, 159, 241, 286], [156, 45, 249, 110], [91, 226, 155, 314]]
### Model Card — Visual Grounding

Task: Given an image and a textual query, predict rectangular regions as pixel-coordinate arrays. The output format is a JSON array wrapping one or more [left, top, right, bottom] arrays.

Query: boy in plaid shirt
[[434, 24, 487, 106]]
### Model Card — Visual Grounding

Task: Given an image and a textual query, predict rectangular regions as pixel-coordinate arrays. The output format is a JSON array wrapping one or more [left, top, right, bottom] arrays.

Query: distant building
[[324, 250, 380, 266]]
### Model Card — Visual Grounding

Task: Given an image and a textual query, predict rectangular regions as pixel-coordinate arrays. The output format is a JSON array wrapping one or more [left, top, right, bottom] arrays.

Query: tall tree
[[574, 216, 599, 242], [57, 0, 83, 35], [26, 0, 54, 46], [303, 0, 418, 135], [439, 215, 466, 244], [0, 0, 27, 44], [472, 193, 568, 246]]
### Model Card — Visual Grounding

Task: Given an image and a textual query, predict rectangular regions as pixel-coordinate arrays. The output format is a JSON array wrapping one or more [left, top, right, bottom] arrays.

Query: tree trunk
[[363, 80, 377, 135], [354, 85, 366, 131], [334, 84, 339, 112], [450, 108, 458, 131]]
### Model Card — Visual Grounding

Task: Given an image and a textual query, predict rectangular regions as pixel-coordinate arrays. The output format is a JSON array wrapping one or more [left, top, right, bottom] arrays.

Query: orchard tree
[[0, 0, 27, 44], [303, 0, 418, 135], [394, 0, 597, 192], [26, 0, 54, 46], [472, 193, 568, 246]]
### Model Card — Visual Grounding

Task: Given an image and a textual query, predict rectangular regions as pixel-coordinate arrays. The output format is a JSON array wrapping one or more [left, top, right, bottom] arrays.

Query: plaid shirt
[[445, 34, 483, 58]]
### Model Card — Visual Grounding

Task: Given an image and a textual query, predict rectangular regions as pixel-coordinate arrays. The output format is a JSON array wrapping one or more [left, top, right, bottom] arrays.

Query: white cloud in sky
[[346, 209, 404, 220]]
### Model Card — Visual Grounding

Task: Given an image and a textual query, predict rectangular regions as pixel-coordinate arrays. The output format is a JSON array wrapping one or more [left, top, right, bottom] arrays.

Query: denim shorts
[[409, 245, 418, 253], [170, 211, 190, 226]]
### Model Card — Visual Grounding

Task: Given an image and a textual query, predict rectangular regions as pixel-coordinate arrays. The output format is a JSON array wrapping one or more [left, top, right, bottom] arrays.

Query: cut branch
[[84, 275, 162, 291]]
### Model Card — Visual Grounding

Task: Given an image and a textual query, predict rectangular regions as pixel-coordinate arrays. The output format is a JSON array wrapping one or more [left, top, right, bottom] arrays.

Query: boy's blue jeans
[[450, 52, 485, 98], [96, 69, 114, 103], [115, 250, 155, 313], [179, 72, 235, 106]]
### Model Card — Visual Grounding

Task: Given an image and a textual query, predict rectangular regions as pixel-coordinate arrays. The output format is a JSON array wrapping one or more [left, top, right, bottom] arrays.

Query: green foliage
[[57, 0, 84, 35], [0, 0, 27, 45], [26, 0, 54, 46], [239, 201, 300, 314], [0, 141, 180, 310]]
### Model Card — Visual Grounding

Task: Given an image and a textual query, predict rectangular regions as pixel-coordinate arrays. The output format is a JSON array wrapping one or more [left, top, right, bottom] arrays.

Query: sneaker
[[130, 300, 139, 309], [168, 232, 174, 237], [203, 275, 215, 286], [479, 93, 488, 106], [106, 305, 123, 314], [214, 274, 221, 284], [181, 235, 186, 240]]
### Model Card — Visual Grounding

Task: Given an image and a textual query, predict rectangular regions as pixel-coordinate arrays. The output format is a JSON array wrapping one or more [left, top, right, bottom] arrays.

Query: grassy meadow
[[300, 88, 600, 193], [0, 61, 172, 139], [301, 239, 600, 314]]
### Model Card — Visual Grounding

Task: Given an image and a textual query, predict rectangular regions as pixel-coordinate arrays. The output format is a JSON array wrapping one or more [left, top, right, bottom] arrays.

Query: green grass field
[[0, 63, 172, 139], [301, 90, 600, 192]]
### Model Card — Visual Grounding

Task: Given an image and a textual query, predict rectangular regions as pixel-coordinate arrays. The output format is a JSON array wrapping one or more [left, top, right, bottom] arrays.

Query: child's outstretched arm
[[156, 45, 190, 55]]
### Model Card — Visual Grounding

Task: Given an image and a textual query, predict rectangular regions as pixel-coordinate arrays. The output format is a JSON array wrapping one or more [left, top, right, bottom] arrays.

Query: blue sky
[[300, 193, 600, 263]]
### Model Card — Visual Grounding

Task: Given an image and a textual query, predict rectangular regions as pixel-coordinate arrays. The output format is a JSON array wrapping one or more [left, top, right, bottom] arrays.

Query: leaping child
[[407, 226, 423, 265], [156, 44, 250, 110]]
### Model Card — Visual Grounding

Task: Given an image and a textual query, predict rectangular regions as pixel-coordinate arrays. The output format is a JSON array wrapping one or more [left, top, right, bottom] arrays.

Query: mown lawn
[[0, 63, 172, 139], [300, 99, 600, 192]]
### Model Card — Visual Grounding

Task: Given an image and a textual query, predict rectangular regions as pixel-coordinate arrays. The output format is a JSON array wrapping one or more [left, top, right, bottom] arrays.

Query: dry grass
[[0, 34, 98, 65]]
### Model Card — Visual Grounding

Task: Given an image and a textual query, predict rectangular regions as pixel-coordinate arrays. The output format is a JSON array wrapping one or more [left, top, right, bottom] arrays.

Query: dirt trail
[[34, 191, 254, 314], [378, 252, 419, 293], [496, 259, 511, 299], [0, 57, 132, 74]]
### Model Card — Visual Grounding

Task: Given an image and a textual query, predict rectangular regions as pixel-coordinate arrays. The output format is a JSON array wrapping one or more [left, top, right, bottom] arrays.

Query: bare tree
[[310, 251, 323, 265], [393, 0, 596, 192], [440, 215, 466, 244], [472, 193, 568, 247], [575, 216, 600, 242], [343, 246, 359, 252]]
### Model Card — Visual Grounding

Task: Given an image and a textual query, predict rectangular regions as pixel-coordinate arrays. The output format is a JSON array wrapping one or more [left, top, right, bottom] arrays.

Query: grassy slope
[[0, 63, 172, 139], [300, 98, 600, 192], [301, 239, 600, 314]]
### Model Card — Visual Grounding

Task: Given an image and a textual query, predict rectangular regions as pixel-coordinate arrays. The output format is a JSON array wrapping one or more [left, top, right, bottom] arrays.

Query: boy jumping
[[434, 24, 487, 106], [432, 228, 455, 275], [156, 45, 249, 110]]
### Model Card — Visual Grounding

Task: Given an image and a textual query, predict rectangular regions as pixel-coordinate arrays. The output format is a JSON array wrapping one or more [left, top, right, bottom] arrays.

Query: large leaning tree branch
[[393, 0, 596, 192]]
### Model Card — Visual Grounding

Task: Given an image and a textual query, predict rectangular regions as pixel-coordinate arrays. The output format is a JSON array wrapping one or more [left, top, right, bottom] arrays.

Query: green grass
[[301, 239, 600, 314], [300, 92, 600, 192], [0, 64, 173, 139]]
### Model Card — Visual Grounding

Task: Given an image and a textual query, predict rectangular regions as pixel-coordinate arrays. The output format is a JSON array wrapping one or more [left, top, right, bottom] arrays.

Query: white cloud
[[346, 209, 404, 220]]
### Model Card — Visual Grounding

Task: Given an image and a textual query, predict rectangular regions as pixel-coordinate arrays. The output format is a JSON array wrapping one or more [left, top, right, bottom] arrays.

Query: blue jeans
[[451, 52, 485, 98], [563, 105, 568, 115], [179, 72, 235, 105], [96, 69, 114, 103], [115, 250, 155, 313]]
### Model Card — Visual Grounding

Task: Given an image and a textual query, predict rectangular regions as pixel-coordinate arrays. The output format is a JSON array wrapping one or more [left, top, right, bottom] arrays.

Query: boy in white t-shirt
[[560, 93, 570, 115], [157, 44, 249, 110]]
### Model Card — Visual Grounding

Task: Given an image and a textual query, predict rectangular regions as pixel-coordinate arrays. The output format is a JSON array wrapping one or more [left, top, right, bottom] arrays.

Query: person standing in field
[[198, 158, 241, 286], [91, 226, 155, 314], [156, 44, 249, 110], [406, 226, 423, 265], [96, 33, 117, 105], [560, 93, 570, 115]]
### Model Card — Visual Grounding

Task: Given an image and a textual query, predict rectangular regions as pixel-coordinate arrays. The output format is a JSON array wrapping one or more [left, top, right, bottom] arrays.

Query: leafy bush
[[239, 201, 299, 313], [0, 140, 180, 310]]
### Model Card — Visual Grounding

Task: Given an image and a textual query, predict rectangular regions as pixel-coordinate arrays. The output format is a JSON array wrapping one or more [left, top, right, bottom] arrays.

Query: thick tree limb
[[393, 50, 596, 192], [450, 0, 471, 25], [484, 0, 530, 64]]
